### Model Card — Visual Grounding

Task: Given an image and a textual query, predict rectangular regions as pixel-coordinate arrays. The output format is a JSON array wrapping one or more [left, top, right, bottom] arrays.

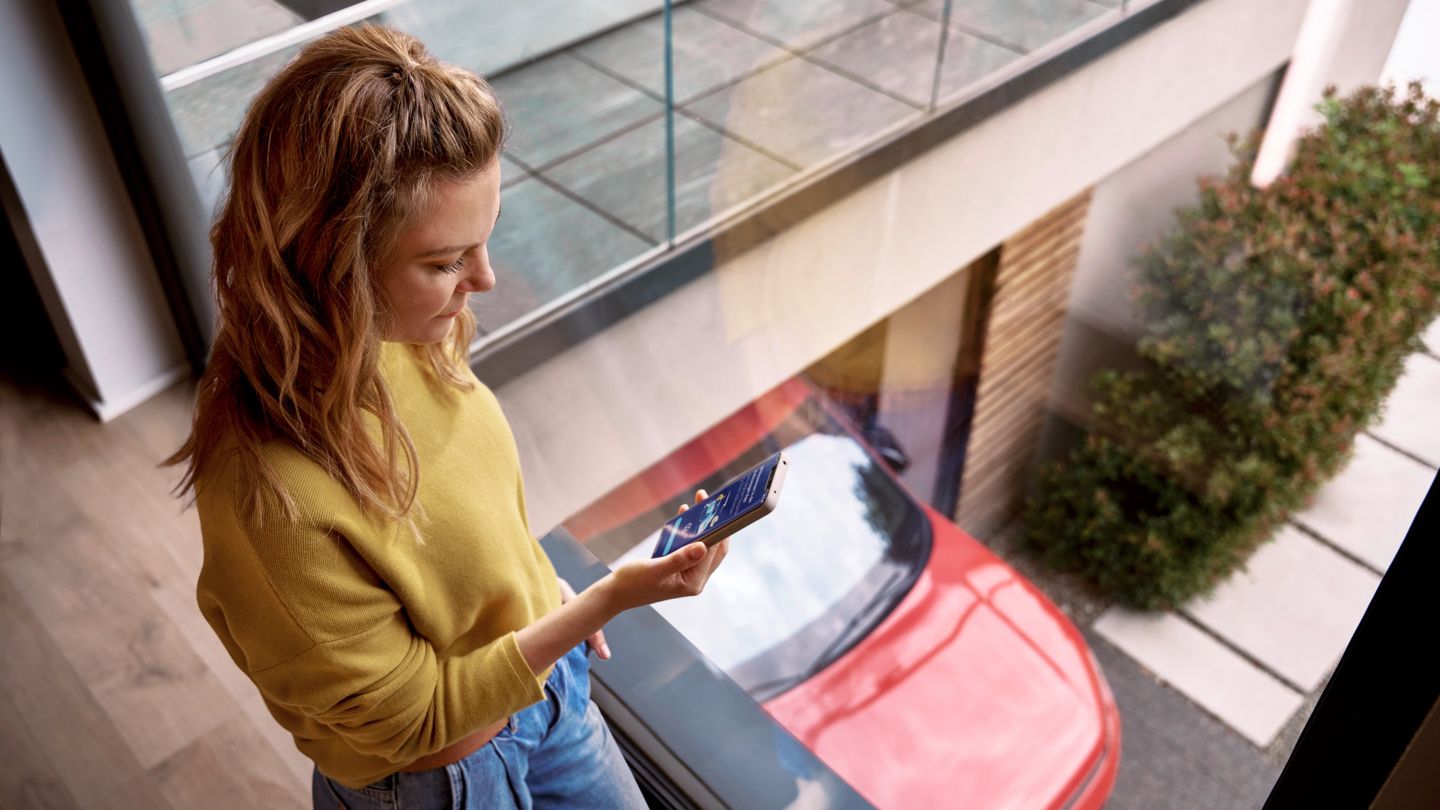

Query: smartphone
[[651, 451, 789, 558]]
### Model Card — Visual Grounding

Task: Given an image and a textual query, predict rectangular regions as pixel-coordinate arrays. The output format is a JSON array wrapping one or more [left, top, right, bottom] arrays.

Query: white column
[[0, 0, 187, 421], [1251, 0, 1356, 187], [1252, 0, 1413, 188]]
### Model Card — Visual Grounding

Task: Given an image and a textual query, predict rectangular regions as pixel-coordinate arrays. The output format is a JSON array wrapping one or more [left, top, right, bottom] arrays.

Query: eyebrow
[[413, 203, 503, 258]]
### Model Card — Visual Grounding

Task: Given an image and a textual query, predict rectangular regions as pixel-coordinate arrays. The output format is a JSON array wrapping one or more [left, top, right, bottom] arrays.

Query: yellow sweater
[[194, 342, 560, 789]]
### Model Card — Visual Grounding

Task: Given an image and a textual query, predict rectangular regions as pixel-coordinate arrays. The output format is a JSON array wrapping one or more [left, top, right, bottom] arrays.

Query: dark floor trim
[[472, 0, 1209, 388]]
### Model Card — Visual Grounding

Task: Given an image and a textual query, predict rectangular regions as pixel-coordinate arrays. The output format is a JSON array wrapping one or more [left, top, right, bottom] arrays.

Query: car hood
[[761, 516, 1110, 810]]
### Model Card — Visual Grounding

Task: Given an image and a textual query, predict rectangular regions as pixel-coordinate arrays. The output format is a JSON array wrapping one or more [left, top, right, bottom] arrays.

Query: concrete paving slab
[[473, 176, 653, 328], [1370, 352, 1440, 468], [165, 46, 299, 158], [543, 114, 795, 242], [490, 55, 665, 168], [807, 8, 1022, 107], [696, 0, 898, 53], [573, 6, 791, 103], [902, 0, 1111, 51], [1094, 608, 1304, 748], [499, 155, 531, 189], [138, 0, 299, 76], [1085, 632, 1281, 810], [1184, 525, 1380, 693], [1294, 433, 1435, 572], [683, 57, 920, 168]]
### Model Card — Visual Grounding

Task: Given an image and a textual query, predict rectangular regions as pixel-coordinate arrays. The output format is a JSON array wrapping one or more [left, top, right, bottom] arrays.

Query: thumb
[[662, 541, 708, 571]]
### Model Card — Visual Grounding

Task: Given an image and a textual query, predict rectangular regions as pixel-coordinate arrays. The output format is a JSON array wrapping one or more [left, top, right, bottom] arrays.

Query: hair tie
[[392, 59, 420, 82]]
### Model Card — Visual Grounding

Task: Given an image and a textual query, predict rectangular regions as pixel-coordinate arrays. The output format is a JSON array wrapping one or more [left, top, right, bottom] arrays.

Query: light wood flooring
[[0, 370, 313, 809]]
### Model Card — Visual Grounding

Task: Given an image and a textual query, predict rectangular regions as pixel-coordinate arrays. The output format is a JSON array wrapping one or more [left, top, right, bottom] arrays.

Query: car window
[[600, 399, 931, 699]]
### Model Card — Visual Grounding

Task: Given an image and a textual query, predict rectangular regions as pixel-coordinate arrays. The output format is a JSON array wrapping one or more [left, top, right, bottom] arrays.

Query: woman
[[166, 25, 726, 809]]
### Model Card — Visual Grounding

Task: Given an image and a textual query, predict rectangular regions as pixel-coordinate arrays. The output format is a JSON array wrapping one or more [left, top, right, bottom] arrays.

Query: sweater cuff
[[498, 630, 552, 701]]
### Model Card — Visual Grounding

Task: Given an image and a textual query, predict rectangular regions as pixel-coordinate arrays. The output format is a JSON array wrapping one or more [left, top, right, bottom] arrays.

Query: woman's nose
[[460, 250, 495, 293]]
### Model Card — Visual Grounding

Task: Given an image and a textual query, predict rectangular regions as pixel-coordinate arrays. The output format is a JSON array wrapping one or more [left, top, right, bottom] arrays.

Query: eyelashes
[[437, 256, 466, 274]]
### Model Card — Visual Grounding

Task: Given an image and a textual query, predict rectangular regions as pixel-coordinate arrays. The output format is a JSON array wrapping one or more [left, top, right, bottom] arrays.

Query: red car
[[565, 378, 1120, 809]]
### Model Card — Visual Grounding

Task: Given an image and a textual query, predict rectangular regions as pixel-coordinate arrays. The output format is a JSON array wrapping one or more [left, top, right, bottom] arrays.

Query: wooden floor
[[0, 369, 313, 809]]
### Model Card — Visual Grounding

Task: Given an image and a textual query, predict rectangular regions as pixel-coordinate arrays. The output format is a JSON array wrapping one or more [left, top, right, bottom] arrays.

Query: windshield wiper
[[748, 568, 913, 702]]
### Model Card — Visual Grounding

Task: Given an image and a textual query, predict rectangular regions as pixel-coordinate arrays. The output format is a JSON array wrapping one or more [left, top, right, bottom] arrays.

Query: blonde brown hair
[[166, 25, 503, 530]]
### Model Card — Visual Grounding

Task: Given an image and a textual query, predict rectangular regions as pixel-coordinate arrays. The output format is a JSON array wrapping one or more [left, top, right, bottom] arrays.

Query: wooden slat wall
[[954, 190, 1092, 537]]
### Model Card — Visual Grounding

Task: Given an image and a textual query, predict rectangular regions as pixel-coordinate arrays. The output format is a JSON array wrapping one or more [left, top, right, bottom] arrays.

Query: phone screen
[[651, 452, 783, 557]]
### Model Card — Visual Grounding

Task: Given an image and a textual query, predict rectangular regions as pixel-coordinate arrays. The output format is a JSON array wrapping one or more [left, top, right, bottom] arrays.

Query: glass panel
[[118, 1, 1196, 807], [131, 0, 301, 75], [130, 0, 1126, 339], [146, 0, 682, 333], [590, 400, 930, 699], [542, 529, 878, 809]]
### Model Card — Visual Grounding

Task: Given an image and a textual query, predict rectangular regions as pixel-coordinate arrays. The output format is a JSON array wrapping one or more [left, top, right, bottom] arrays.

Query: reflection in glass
[[587, 399, 930, 700], [131, 0, 301, 75], [137, 0, 1124, 340]]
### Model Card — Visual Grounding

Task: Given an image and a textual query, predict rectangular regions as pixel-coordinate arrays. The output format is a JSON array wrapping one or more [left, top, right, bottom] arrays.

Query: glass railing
[[123, 4, 1160, 806], [140, 0, 1133, 345], [113, 3, 1440, 809]]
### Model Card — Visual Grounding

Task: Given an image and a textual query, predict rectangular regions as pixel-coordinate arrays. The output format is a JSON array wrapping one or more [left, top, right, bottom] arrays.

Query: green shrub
[[1023, 84, 1440, 610]]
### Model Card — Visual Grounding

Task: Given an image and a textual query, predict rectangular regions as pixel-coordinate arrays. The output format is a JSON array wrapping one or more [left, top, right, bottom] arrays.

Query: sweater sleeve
[[196, 517, 548, 766]]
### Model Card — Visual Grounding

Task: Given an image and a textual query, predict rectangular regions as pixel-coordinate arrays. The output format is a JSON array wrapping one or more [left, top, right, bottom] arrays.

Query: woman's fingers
[[607, 535, 722, 609], [679, 540, 725, 585], [588, 629, 611, 660], [671, 541, 708, 568], [709, 538, 729, 571], [676, 488, 709, 515]]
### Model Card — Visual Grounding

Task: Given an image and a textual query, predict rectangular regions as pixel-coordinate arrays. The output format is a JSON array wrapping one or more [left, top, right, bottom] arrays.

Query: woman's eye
[[437, 256, 466, 274]]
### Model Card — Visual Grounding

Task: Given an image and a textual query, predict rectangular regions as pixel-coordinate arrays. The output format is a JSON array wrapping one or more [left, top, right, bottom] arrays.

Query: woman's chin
[[386, 322, 453, 345]]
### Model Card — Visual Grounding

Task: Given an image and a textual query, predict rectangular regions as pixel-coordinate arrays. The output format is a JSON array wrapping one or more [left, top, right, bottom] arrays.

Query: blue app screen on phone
[[651, 453, 782, 557]]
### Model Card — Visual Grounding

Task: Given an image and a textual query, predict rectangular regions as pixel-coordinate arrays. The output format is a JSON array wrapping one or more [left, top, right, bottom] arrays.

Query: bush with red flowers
[[1023, 84, 1440, 609]]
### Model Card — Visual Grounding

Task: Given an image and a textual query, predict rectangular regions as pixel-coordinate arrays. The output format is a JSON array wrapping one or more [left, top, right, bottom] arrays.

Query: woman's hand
[[601, 488, 730, 614], [519, 489, 724, 673], [558, 577, 611, 660]]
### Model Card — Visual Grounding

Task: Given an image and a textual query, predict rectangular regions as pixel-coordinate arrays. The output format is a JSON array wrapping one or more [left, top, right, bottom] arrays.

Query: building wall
[[1326, 1, 1415, 99], [501, 0, 1330, 535], [875, 265, 972, 507], [1042, 0, 1410, 457], [957, 191, 1092, 537], [1383, 0, 1440, 96], [1046, 71, 1284, 429]]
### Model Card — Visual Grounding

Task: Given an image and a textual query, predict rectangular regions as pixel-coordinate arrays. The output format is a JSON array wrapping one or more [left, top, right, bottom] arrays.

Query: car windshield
[[588, 395, 931, 700]]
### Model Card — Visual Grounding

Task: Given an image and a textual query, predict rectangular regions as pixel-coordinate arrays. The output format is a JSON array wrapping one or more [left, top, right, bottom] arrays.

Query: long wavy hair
[[166, 25, 503, 532]]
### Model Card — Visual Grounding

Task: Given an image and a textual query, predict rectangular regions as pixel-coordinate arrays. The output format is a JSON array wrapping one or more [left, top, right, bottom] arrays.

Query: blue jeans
[[312, 642, 646, 809]]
